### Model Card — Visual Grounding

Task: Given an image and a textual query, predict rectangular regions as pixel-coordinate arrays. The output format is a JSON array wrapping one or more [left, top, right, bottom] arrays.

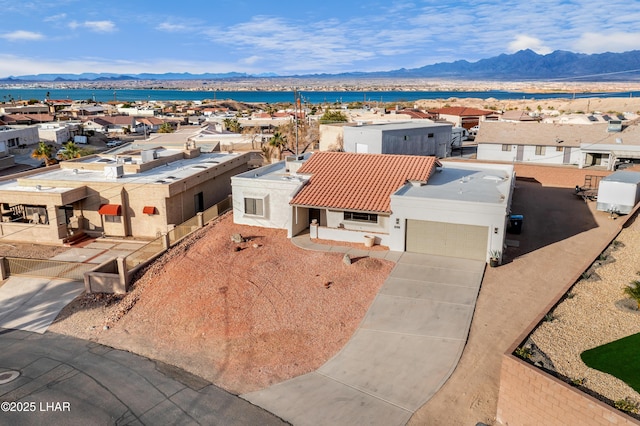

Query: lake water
[[0, 88, 638, 104]]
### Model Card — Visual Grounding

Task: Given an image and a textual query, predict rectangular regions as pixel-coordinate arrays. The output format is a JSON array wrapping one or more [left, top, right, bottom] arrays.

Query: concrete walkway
[[243, 237, 485, 426], [0, 329, 288, 425], [0, 277, 84, 334]]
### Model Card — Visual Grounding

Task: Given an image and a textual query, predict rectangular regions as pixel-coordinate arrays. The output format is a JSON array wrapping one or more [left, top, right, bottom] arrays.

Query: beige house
[[0, 146, 251, 244]]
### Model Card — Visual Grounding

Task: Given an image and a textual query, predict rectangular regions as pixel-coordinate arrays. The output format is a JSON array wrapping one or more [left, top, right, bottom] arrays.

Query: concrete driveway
[[243, 252, 485, 426], [0, 277, 84, 334]]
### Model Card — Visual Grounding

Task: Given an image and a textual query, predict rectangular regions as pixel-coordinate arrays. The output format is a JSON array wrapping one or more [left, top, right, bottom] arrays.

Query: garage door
[[406, 220, 488, 260]]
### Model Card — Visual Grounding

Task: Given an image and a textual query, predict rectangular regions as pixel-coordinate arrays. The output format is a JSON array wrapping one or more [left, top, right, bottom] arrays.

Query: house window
[[556, 146, 564, 152], [428, 133, 434, 138], [535, 146, 546, 156], [104, 215, 121, 223], [403, 135, 408, 140], [502, 144, 511, 151], [344, 211, 378, 223], [244, 197, 264, 216]]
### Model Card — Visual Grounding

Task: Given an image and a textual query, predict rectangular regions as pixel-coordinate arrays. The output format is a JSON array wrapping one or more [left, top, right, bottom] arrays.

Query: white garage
[[389, 162, 515, 263], [405, 220, 489, 260]]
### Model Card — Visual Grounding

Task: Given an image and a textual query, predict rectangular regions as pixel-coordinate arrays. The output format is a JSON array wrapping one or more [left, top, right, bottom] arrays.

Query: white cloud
[[43, 13, 66, 22], [507, 35, 552, 54], [0, 30, 44, 41], [68, 20, 116, 33], [572, 32, 640, 54], [156, 22, 187, 32]]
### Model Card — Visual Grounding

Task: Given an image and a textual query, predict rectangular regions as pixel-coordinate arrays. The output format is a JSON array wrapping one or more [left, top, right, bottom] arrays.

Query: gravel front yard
[[530, 215, 640, 406], [49, 212, 393, 394]]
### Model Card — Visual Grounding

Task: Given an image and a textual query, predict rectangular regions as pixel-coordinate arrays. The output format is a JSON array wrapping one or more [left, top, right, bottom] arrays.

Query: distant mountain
[[0, 72, 253, 82], [354, 49, 640, 81], [2, 50, 640, 82]]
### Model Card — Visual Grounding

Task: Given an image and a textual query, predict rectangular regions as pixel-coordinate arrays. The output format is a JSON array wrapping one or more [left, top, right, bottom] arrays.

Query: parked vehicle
[[106, 140, 122, 148]]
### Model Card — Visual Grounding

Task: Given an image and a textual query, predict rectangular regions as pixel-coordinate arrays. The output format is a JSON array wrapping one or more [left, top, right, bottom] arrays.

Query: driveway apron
[[243, 252, 486, 426]]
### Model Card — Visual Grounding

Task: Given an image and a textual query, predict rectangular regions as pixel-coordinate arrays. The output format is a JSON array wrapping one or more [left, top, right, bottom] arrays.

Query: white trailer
[[74, 135, 88, 144], [596, 171, 640, 214]]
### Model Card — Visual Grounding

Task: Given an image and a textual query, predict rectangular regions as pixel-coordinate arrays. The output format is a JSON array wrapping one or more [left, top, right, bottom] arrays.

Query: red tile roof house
[[232, 152, 515, 262], [429, 106, 497, 129]]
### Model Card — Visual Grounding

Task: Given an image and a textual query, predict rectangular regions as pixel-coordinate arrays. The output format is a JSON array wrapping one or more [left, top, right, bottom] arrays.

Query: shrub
[[615, 397, 639, 414], [515, 346, 532, 359]]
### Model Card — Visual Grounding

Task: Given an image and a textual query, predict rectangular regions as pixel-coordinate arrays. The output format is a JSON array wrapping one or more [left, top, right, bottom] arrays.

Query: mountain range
[[2, 50, 640, 82]]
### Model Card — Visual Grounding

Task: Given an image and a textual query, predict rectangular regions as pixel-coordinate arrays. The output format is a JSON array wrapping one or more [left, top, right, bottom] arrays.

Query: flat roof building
[[0, 145, 251, 244]]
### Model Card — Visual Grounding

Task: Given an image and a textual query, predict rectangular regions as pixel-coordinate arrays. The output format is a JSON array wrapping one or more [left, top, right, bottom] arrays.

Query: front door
[[309, 208, 321, 225], [516, 145, 524, 161]]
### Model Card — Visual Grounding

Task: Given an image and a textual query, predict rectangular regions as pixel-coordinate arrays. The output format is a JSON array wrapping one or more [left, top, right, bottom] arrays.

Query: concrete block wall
[[497, 354, 640, 426]]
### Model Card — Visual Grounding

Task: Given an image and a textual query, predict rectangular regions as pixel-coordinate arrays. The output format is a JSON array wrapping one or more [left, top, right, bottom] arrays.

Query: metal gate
[[4, 257, 94, 281]]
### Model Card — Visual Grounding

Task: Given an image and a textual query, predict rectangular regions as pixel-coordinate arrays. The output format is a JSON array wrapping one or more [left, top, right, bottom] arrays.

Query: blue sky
[[1, 0, 639, 77]]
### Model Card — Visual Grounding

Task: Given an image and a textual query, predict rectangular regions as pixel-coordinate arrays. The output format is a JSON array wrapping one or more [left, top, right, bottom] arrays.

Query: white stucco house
[[342, 121, 453, 157], [232, 152, 515, 263], [476, 120, 640, 170]]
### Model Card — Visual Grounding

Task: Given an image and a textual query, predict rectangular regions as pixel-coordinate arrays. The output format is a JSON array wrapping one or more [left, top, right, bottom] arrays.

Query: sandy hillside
[[50, 213, 393, 394]]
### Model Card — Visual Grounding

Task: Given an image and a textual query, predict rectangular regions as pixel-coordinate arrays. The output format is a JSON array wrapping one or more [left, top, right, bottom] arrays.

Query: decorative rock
[[103, 325, 109, 331], [230, 233, 244, 243], [253, 243, 259, 249], [343, 253, 351, 265]]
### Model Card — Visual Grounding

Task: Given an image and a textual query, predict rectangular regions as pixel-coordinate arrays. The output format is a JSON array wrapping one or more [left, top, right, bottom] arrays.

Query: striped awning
[[98, 204, 121, 216]]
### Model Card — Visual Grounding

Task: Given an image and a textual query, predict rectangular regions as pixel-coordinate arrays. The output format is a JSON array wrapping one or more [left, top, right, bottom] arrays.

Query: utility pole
[[294, 89, 299, 156]]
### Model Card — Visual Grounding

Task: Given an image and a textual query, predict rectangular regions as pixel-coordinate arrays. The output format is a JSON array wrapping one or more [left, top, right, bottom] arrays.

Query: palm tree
[[223, 118, 241, 133], [31, 141, 56, 166], [158, 122, 174, 133], [269, 131, 287, 159], [624, 280, 640, 309], [59, 141, 81, 160]]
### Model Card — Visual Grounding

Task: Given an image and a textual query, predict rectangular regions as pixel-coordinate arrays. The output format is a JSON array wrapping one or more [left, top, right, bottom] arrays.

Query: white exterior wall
[[39, 125, 70, 144], [389, 194, 509, 261], [344, 125, 451, 157], [477, 143, 581, 165], [231, 176, 303, 234], [0, 126, 39, 147]]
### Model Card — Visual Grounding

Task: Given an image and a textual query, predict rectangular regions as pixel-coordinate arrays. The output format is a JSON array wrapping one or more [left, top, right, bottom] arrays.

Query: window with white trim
[[344, 211, 378, 223], [244, 197, 264, 216], [535, 146, 546, 156], [502, 144, 511, 151]]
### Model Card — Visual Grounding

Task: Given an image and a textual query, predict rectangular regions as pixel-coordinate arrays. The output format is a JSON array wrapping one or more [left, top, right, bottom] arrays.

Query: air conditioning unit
[[104, 165, 124, 178]]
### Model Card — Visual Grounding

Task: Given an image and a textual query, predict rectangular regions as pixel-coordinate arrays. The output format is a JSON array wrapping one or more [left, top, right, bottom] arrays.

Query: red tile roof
[[290, 152, 441, 213]]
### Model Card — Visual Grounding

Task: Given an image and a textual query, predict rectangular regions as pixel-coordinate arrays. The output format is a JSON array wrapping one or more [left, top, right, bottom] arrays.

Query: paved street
[[0, 329, 288, 425]]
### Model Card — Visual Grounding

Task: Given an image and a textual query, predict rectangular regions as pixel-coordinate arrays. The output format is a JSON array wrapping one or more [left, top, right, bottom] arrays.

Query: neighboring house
[[38, 122, 81, 144], [1, 105, 50, 115], [342, 121, 453, 157], [428, 106, 496, 129], [83, 116, 137, 134], [0, 125, 39, 148], [135, 116, 165, 133], [476, 120, 640, 170], [500, 110, 541, 122], [0, 147, 252, 244], [232, 152, 514, 262]]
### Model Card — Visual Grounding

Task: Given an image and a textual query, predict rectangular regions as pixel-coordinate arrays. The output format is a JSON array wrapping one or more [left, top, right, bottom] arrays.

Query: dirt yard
[[49, 212, 393, 394]]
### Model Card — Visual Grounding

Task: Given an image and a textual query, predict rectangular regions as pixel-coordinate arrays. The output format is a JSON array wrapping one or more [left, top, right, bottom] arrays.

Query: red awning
[[98, 204, 122, 216], [142, 206, 156, 215]]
